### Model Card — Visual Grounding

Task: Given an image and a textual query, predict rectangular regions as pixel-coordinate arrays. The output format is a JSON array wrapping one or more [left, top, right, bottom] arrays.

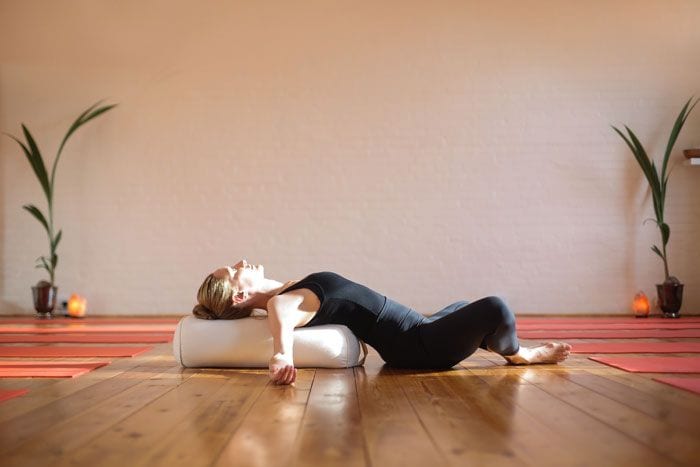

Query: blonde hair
[[192, 273, 254, 320]]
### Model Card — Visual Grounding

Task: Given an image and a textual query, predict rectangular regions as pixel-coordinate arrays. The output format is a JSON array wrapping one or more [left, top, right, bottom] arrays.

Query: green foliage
[[4, 101, 117, 287], [612, 97, 698, 280]]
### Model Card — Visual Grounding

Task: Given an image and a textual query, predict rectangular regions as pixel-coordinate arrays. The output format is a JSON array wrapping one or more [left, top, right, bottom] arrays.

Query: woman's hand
[[269, 353, 296, 385]]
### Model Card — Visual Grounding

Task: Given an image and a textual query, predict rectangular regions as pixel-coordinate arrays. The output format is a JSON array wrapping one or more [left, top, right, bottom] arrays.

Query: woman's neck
[[247, 279, 298, 310]]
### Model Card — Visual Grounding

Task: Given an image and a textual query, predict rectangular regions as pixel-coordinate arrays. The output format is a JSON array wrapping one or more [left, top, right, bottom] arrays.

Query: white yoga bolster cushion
[[173, 314, 367, 368]]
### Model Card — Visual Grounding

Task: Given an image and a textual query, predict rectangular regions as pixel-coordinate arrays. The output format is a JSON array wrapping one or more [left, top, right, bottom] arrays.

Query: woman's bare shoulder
[[268, 286, 320, 314]]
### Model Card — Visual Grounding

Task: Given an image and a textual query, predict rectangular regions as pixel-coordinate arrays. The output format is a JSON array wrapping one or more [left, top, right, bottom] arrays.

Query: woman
[[193, 260, 572, 385]]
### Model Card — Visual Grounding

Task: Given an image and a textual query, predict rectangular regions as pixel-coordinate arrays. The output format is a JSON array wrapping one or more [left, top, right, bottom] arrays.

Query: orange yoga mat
[[0, 317, 182, 324], [518, 322, 700, 330], [517, 329, 700, 339], [572, 342, 700, 354], [652, 377, 700, 395], [0, 325, 176, 334], [588, 356, 700, 373], [0, 388, 29, 403], [0, 346, 153, 358], [0, 334, 173, 344], [0, 361, 110, 378]]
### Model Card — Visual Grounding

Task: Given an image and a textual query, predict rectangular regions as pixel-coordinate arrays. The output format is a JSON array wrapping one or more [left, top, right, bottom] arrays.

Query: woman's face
[[212, 259, 265, 303]]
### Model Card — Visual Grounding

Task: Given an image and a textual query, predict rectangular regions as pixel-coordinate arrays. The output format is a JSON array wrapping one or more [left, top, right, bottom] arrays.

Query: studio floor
[[0, 316, 699, 467]]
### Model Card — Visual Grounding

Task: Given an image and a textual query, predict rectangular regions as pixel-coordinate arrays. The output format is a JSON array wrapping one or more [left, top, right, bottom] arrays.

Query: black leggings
[[387, 296, 521, 369]]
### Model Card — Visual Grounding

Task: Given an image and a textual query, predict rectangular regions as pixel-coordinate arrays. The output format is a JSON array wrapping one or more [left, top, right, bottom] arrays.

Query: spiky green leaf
[[651, 245, 664, 260], [53, 102, 117, 186], [649, 161, 663, 221], [612, 126, 655, 186], [52, 229, 62, 251], [21, 125, 52, 203], [36, 256, 50, 272], [22, 204, 50, 235], [660, 223, 670, 247], [626, 126, 661, 193], [5, 133, 52, 203], [56, 101, 102, 158], [662, 97, 698, 180]]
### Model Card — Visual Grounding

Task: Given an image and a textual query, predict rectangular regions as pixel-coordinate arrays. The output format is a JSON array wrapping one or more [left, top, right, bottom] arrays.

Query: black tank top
[[278, 271, 425, 359]]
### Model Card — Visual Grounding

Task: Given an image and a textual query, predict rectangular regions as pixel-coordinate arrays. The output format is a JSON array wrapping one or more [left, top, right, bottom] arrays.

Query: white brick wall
[[1, 0, 699, 316]]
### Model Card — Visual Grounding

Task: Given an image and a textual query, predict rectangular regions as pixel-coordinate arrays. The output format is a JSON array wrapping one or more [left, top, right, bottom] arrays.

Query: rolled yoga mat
[[0, 361, 111, 378], [588, 356, 700, 373], [0, 346, 153, 358], [0, 334, 173, 344], [571, 342, 700, 353]]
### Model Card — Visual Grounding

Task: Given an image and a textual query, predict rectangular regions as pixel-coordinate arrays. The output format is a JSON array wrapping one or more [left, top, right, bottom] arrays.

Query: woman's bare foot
[[503, 342, 572, 365]]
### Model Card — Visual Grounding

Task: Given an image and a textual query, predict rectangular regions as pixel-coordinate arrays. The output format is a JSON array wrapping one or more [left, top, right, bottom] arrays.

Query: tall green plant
[[611, 96, 698, 280], [4, 101, 117, 287]]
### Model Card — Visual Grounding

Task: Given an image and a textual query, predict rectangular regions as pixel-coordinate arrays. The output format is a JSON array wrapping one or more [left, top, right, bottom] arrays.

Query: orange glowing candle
[[632, 291, 650, 317], [67, 294, 87, 318]]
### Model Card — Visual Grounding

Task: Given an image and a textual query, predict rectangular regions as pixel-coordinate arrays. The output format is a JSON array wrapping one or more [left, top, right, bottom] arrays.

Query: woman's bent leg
[[417, 296, 520, 367], [426, 300, 470, 322]]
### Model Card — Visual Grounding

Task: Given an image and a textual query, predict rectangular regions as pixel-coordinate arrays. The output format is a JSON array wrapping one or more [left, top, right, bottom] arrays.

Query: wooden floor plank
[[0, 343, 174, 422], [446, 362, 589, 466], [390, 367, 529, 466], [214, 369, 315, 467], [57, 370, 244, 467], [468, 354, 680, 466], [354, 353, 448, 467], [518, 367, 700, 465], [1, 321, 699, 467], [0, 360, 178, 454], [559, 365, 700, 436], [292, 368, 367, 466], [134, 371, 270, 467], [557, 347, 700, 411], [2, 365, 195, 467]]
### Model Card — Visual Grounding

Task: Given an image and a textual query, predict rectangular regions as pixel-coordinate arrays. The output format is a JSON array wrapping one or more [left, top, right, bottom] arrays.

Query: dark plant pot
[[32, 284, 57, 319], [656, 282, 684, 318]]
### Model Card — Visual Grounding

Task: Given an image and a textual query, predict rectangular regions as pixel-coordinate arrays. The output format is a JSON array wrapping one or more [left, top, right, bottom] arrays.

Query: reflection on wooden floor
[[1, 338, 699, 466]]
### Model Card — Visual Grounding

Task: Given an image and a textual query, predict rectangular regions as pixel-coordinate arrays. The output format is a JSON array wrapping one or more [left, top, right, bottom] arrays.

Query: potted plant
[[5, 101, 116, 318], [612, 96, 698, 318]]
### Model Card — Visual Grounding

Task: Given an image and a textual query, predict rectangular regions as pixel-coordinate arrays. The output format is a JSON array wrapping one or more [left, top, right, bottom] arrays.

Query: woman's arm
[[266, 295, 309, 385]]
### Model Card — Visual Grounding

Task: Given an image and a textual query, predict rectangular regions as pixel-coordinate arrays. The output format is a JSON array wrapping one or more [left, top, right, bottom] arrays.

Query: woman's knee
[[481, 296, 515, 325]]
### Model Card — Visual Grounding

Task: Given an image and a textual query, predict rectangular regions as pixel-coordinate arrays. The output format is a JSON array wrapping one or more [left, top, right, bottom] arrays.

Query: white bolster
[[173, 315, 362, 368]]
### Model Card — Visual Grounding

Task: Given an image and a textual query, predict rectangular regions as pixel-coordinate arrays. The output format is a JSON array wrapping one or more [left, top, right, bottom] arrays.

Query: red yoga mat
[[0, 346, 153, 358], [0, 361, 110, 378], [0, 334, 173, 344], [517, 322, 700, 330], [0, 317, 182, 324], [517, 329, 700, 339], [652, 377, 700, 396], [0, 388, 29, 403], [516, 316, 700, 323], [0, 325, 175, 334], [588, 356, 700, 373], [572, 342, 700, 354]]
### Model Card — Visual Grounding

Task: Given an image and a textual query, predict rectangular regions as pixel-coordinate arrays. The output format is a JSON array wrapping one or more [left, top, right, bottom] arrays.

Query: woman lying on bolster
[[193, 260, 572, 385]]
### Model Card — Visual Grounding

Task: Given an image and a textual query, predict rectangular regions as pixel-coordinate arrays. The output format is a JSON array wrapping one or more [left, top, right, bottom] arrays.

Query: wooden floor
[[1, 337, 699, 467]]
